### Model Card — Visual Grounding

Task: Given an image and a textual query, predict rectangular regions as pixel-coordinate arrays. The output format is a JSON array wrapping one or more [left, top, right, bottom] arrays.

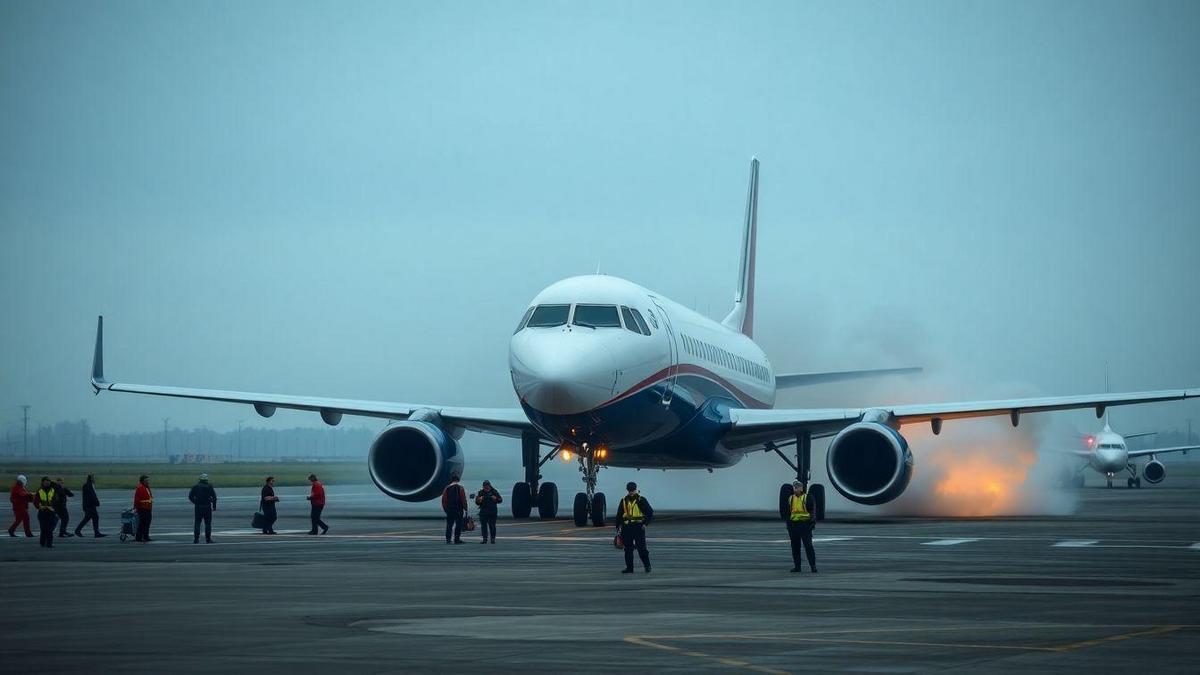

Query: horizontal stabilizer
[[775, 366, 922, 389]]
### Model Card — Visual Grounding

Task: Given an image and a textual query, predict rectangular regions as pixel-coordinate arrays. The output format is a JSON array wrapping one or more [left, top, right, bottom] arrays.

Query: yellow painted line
[[1053, 625, 1187, 652], [623, 635, 790, 674]]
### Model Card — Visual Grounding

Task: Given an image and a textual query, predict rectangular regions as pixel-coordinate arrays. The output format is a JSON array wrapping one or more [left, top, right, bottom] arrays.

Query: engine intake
[[826, 422, 913, 505], [1142, 459, 1165, 484], [368, 421, 464, 502]]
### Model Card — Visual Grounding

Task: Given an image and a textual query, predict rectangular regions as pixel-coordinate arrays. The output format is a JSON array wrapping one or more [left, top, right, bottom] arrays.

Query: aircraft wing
[[89, 316, 535, 438], [1127, 445, 1200, 459], [724, 390, 1200, 449], [774, 366, 922, 388]]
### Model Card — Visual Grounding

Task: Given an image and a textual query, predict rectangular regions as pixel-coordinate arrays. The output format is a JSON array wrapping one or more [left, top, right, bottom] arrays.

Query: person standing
[[133, 475, 154, 543], [615, 481, 653, 574], [74, 474, 106, 538], [474, 480, 502, 544], [53, 477, 75, 538], [8, 475, 33, 537], [188, 473, 217, 544], [306, 474, 328, 535], [260, 476, 279, 535], [785, 481, 817, 573], [33, 477, 58, 548], [441, 474, 467, 544]]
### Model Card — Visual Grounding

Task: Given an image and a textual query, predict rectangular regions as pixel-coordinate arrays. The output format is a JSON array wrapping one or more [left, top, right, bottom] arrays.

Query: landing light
[[561, 449, 573, 462]]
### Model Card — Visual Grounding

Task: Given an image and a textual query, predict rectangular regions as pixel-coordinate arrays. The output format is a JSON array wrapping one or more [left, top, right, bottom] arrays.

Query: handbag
[[613, 533, 624, 549], [251, 511, 266, 529], [464, 516, 476, 532]]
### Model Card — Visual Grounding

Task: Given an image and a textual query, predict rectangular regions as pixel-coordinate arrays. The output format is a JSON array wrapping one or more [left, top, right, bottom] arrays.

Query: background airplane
[[88, 160, 1200, 525], [1063, 423, 1199, 488]]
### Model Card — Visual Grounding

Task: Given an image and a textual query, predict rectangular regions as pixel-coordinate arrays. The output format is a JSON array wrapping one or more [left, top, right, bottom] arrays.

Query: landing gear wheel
[[573, 492, 588, 526], [511, 482, 533, 519], [1106, 478, 1113, 489], [1127, 477, 1134, 488], [537, 482, 559, 518], [810, 483, 827, 521], [590, 492, 607, 527], [777, 483, 793, 520], [1135, 477, 1142, 488]]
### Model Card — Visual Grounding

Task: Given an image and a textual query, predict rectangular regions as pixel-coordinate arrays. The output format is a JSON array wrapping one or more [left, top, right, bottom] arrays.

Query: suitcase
[[252, 511, 266, 529], [464, 516, 476, 532]]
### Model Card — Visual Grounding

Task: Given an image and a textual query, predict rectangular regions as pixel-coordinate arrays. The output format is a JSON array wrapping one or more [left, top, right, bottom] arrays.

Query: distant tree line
[[0, 419, 380, 461]]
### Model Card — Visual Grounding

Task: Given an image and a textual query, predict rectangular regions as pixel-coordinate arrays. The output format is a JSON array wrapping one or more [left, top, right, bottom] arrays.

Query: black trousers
[[621, 523, 650, 570], [76, 507, 100, 535], [309, 505, 327, 533], [135, 509, 152, 541], [786, 520, 816, 570], [480, 513, 497, 541], [262, 508, 277, 533], [55, 508, 70, 535], [194, 507, 213, 541], [445, 512, 463, 542], [38, 510, 57, 547]]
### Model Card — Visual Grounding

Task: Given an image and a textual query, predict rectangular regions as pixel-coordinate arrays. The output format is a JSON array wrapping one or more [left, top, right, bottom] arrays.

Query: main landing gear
[[572, 443, 607, 527], [1126, 464, 1141, 489], [512, 432, 560, 519], [767, 432, 826, 521]]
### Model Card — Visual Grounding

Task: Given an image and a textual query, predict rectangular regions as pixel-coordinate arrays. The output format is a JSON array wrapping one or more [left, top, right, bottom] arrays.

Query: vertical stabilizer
[[723, 158, 759, 337]]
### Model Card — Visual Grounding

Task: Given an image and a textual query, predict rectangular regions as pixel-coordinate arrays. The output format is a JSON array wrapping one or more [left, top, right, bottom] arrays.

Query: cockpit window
[[620, 306, 645, 335], [527, 304, 570, 328], [629, 308, 651, 334], [514, 307, 534, 334], [573, 304, 621, 328]]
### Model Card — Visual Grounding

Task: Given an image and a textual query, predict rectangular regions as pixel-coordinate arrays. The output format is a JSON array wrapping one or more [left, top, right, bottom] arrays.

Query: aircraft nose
[[511, 333, 617, 415]]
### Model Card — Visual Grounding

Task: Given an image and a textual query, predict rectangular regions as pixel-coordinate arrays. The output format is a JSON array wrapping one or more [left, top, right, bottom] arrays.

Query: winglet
[[722, 157, 758, 338], [91, 315, 108, 392]]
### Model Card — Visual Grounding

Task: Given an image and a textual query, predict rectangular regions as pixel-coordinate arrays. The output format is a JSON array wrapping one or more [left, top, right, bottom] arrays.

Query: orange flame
[[930, 445, 1038, 516]]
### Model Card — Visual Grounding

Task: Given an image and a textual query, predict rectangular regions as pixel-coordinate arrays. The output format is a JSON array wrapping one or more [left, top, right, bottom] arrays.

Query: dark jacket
[[615, 493, 654, 527], [475, 487, 503, 516], [82, 481, 100, 510], [52, 484, 74, 512], [188, 481, 217, 510], [441, 483, 467, 515], [260, 485, 277, 513]]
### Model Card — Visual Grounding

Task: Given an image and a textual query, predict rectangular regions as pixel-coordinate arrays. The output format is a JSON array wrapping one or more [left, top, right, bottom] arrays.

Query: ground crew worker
[[8, 475, 33, 537], [53, 477, 75, 537], [615, 481, 653, 574], [188, 473, 217, 544], [33, 477, 58, 548], [306, 474, 328, 535], [260, 476, 279, 535], [474, 480, 502, 544], [785, 481, 817, 573], [441, 474, 467, 544], [75, 474, 105, 538], [133, 475, 154, 542]]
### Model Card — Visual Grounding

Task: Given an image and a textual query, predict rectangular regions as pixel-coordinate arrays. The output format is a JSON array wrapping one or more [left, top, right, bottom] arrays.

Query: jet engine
[[368, 420, 464, 502], [826, 422, 913, 505], [1142, 459, 1165, 484]]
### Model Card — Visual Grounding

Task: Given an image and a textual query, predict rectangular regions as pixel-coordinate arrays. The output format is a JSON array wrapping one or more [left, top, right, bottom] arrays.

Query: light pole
[[237, 420, 243, 460], [163, 418, 170, 460], [20, 405, 30, 458]]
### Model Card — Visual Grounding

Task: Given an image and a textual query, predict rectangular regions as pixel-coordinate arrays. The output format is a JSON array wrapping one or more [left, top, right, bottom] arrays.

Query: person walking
[[306, 474, 328, 535], [260, 476, 279, 535], [785, 481, 817, 573], [53, 477, 75, 538], [188, 473, 217, 544], [615, 481, 653, 574], [441, 474, 467, 544], [33, 477, 58, 548], [8, 475, 33, 537], [74, 474, 106, 538], [133, 475, 154, 543], [474, 480, 502, 544]]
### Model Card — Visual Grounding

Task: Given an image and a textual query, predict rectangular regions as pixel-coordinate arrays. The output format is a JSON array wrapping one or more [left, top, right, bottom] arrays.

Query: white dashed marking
[[922, 538, 981, 546], [1053, 540, 1099, 547]]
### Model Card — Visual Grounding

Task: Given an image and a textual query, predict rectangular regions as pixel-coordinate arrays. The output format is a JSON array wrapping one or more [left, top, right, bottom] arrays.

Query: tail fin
[[723, 158, 758, 338]]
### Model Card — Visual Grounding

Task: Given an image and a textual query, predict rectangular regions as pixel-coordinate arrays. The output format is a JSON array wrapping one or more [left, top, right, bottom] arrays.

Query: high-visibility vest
[[622, 496, 644, 525], [37, 488, 56, 512], [789, 494, 811, 522]]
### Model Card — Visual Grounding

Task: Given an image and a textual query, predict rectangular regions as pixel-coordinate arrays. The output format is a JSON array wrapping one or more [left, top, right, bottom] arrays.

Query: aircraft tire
[[1106, 479, 1113, 488], [1127, 477, 1134, 489], [511, 482, 533, 519], [810, 483, 827, 521], [573, 492, 588, 526], [778, 483, 793, 520], [1135, 477, 1142, 488], [590, 492, 607, 527], [537, 482, 559, 518]]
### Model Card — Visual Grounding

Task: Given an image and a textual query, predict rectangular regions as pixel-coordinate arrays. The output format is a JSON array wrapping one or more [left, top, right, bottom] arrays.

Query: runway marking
[[623, 635, 789, 674], [1053, 540, 1099, 547], [1190, 543, 1200, 550], [1052, 624, 1187, 651], [921, 538, 981, 546]]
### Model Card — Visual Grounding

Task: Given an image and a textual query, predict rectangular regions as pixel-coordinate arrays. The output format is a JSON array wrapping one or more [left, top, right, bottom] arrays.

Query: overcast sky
[[3, 1, 1199, 445]]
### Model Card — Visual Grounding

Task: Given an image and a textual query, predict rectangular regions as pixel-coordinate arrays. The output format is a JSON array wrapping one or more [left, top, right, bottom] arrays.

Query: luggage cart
[[119, 509, 138, 542]]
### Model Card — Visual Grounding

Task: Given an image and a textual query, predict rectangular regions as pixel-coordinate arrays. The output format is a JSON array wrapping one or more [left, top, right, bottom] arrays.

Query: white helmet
[[17, 475, 27, 485]]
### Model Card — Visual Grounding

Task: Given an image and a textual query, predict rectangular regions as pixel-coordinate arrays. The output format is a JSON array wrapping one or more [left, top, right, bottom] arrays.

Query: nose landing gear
[[571, 443, 607, 527]]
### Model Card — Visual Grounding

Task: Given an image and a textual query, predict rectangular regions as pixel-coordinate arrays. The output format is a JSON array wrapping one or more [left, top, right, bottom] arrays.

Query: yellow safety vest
[[622, 496, 644, 525], [37, 488, 56, 512], [789, 494, 811, 522]]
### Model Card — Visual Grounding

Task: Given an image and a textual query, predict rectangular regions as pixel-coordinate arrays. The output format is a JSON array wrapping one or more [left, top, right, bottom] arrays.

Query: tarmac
[[2, 467, 1198, 674]]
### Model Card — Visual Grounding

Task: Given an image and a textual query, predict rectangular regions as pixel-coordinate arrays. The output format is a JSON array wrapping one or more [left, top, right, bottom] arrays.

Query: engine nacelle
[[826, 422, 914, 505], [368, 421, 464, 502], [1143, 459, 1165, 484]]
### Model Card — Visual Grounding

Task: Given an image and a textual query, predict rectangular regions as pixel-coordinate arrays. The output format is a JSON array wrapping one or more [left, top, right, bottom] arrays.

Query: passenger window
[[629, 309, 651, 334], [621, 307, 643, 335], [573, 304, 621, 328], [527, 304, 570, 328], [514, 307, 534, 334]]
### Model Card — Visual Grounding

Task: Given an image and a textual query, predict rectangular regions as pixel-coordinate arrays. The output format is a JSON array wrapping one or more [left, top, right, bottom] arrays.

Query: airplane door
[[650, 297, 679, 405]]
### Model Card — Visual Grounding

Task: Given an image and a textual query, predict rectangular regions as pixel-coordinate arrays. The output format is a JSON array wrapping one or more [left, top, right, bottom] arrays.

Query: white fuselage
[[1085, 428, 1129, 475]]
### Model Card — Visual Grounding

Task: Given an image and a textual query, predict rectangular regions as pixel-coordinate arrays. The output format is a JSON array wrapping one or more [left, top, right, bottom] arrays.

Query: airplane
[[88, 159, 1200, 526], [1063, 423, 1199, 488]]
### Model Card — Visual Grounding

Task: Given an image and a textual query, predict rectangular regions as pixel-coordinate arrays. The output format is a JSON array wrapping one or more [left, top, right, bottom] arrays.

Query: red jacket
[[10, 483, 31, 510], [309, 481, 326, 507], [134, 484, 153, 511]]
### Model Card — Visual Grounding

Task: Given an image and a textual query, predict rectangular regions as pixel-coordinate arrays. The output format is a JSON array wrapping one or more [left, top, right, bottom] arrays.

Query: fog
[[2, 2, 1199, 513]]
